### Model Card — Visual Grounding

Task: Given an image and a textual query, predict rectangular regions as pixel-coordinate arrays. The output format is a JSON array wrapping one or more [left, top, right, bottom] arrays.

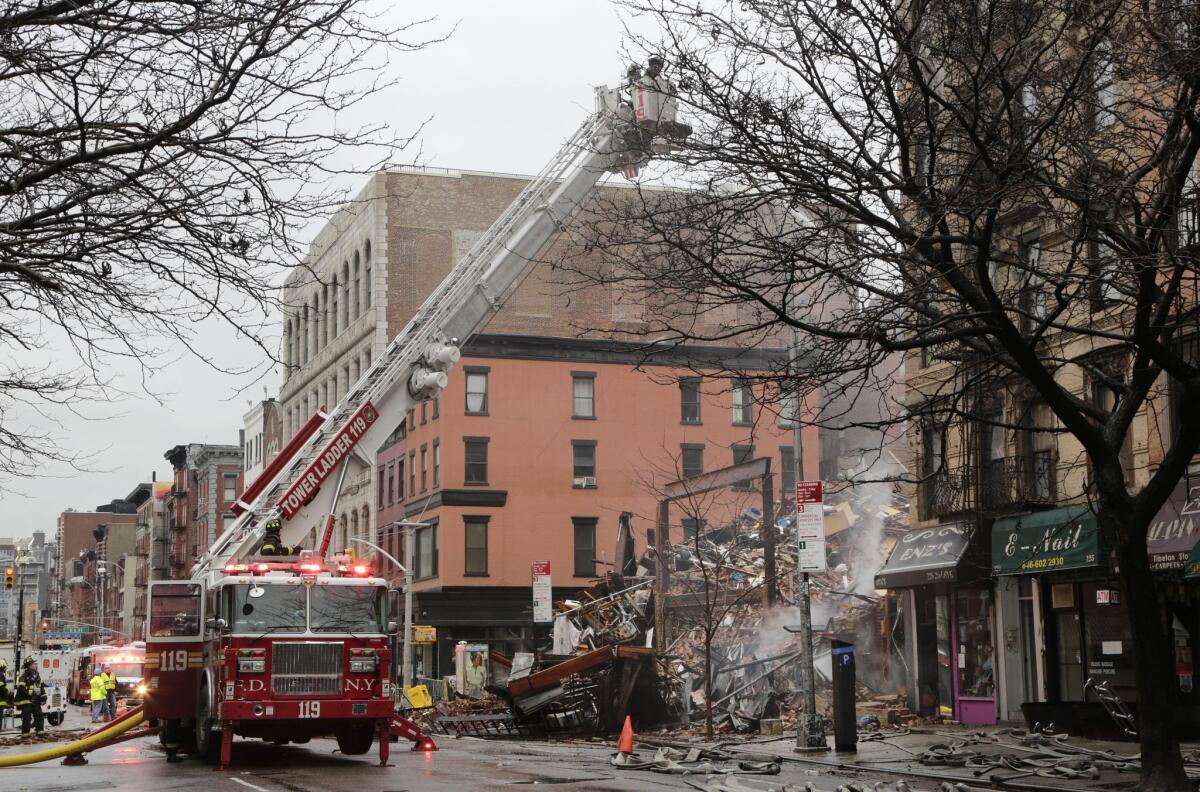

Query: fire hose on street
[[0, 705, 154, 767]]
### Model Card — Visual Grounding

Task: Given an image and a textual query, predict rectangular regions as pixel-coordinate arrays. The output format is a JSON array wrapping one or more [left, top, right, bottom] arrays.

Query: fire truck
[[142, 62, 687, 768], [66, 643, 147, 708]]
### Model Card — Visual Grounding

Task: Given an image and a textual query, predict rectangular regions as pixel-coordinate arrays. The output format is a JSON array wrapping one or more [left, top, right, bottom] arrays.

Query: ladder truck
[[142, 63, 687, 769]]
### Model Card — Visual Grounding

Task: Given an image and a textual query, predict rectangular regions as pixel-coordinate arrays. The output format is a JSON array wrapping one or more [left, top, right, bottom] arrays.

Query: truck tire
[[335, 723, 374, 755], [194, 683, 221, 763], [47, 712, 63, 726]]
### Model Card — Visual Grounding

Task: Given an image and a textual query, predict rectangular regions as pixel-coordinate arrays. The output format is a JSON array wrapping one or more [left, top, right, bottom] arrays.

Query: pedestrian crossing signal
[[3, 567, 12, 589]]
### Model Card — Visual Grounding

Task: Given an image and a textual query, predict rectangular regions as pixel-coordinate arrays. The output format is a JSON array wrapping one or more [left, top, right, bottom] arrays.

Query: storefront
[[992, 505, 1130, 730], [875, 522, 996, 724]]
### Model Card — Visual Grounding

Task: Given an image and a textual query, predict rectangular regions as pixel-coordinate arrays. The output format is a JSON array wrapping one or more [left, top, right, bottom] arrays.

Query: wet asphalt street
[[0, 703, 863, 792]]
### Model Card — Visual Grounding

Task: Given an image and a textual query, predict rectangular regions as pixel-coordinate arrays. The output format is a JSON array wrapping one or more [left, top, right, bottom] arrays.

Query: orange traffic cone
[[617, 715, 634, 754]]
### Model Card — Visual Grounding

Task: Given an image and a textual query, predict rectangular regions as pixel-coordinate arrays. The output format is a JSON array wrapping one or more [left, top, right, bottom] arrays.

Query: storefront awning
[[874, 524, 969, 588], [992, 505, 1106, 575], [1149, 479, 1200, 572]]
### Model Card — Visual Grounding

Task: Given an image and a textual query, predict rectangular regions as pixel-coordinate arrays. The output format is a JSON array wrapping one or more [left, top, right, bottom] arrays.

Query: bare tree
[[561, 0, 1200, 787], [0, 0, 441, 484]]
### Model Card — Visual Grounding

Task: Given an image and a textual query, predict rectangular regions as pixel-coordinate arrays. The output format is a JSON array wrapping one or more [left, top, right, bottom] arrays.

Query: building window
[[780, 446, 797, 495], [464, 437, 489, 485], [397, 459, 405, 501], [1024, 401, 1056, 503], [1093, 40, 1115, 130], [681, 444, 704, 479], [364, 240, 373, 309], [572, 372, 595, 419], [418, 444, 427, 492], [420, 400, 427, 424], [414, 522, 438, 580], [433, 397, 440, 420], [573, 517, 597, 577], [433, 440, 441, 488], [407, 409, 416, 432], [682, 517, 704, 542], [408, 451, 416, 496], [464, 517, 488, 576], [1019, 235, 1045, 332], [732, 379, 753, 425], [222, 473, 238, 504], [572, 441, 597, 487], [733, 444, 755, 490], [465, 368, 489, 415], [680, 377, 702, 424], [920, 425, 946, 520], [386, 462, 395, 505]]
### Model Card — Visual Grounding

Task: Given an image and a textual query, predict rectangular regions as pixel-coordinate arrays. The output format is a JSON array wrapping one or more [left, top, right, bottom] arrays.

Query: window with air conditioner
[[572, 441, 597, 488]]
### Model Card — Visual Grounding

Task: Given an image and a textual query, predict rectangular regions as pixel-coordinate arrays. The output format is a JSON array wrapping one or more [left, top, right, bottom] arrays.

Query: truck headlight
[[349, 658, 377, 673], [238, 660, 266, 673], [136, 683, 148, 697]]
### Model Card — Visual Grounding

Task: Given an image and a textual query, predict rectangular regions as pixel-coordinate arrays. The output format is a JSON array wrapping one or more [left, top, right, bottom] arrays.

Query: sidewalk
[[632, 723, 1194, 791]]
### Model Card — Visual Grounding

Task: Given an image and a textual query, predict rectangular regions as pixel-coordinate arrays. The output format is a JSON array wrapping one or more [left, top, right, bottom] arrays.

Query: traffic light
[[3, 567, 12, 590]]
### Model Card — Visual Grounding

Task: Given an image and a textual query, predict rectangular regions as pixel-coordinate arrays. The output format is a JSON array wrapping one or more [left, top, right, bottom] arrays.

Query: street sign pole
[[790, 327, 827, 752]]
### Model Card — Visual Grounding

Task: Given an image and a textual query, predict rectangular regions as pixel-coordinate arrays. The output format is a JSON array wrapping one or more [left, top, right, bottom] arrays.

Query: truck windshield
[[309, 585, 386, 634], [103, 663, 143, 678], [228, 584, 307, 634]]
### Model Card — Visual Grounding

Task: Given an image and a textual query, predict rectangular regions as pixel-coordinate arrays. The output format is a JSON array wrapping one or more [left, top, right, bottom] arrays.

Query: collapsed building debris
[[423, 480, 915, 739]]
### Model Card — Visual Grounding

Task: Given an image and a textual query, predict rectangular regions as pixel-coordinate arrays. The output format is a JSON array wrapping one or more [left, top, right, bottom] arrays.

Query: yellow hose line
[[0, 710, 146, 767]]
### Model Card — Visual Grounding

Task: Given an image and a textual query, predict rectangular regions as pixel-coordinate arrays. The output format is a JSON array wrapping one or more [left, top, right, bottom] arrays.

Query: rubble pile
[[425, 482, 915, 739]]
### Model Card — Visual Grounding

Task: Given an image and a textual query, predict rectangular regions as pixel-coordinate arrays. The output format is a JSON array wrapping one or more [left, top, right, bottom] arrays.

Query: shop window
[[955, 589, 995, 699]]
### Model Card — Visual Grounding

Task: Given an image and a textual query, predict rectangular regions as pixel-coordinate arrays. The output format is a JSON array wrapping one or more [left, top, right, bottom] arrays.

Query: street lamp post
[[354, 518, 429, 693]]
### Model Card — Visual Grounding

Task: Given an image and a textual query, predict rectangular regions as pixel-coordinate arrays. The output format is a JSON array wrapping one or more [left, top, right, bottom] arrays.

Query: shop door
[[914, 587, 953, 718], [1052, 589, 1086, 700]]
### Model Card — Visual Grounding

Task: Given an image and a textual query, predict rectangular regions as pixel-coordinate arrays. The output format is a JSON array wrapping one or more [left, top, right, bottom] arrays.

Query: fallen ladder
[[1085, 677, 1138, 737], [389, 713, 438, 750], [433, 713, 545, 738]]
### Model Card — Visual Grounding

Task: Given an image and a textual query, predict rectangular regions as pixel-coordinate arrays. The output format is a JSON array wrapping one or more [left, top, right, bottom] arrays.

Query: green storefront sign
[[993, 505, 1107, 575], [1183, 541, 1200, 578]]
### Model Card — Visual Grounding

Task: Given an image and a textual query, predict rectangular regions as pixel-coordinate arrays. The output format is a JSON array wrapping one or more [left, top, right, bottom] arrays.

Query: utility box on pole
[[831, 639, 857, 753]]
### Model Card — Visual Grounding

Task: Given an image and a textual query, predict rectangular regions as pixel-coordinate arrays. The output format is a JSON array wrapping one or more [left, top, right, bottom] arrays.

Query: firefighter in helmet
[[14, 656, 46, 734], [259, 517, 300, 556]]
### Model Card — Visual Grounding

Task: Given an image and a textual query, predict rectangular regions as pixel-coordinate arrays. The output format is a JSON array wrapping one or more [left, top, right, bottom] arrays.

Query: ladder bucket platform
[[389, 713, 438, 751]]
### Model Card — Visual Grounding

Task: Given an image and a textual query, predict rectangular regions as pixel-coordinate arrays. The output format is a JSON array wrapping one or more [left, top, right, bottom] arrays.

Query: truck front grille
[[271, 641, 343, 696]]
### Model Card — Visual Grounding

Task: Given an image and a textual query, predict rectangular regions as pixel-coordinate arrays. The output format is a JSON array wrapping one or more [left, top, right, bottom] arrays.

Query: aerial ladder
[[200, 68, 687, 577]]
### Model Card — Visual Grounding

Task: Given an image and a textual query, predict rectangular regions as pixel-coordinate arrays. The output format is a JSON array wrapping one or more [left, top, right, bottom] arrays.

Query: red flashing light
[[352, 564, 368, 576], [255, 563, 270, 572], [298, 562, 322, 573], [420, 738, 437, 751], [224, 563, 250, 573]]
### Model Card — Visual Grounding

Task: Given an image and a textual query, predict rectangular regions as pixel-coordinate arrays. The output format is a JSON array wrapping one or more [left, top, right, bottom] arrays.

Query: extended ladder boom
[[195, 77, 686, 577]]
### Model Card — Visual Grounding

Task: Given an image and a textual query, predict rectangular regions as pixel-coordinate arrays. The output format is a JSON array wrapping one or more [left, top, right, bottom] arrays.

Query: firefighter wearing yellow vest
[[15, 657, 45, 734], [101, 663, 117, 720], [89, 668, 108, 723]]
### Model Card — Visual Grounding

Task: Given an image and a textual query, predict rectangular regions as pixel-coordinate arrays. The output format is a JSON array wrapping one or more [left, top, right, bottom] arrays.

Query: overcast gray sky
[[0, 0, 652, 539]]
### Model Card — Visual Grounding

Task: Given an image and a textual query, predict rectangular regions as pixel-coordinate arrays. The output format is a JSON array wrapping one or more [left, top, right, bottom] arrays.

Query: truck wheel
[[47, 712, 63, 726], [194, 683, 221, 763], [335, 723, 375, 755]]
